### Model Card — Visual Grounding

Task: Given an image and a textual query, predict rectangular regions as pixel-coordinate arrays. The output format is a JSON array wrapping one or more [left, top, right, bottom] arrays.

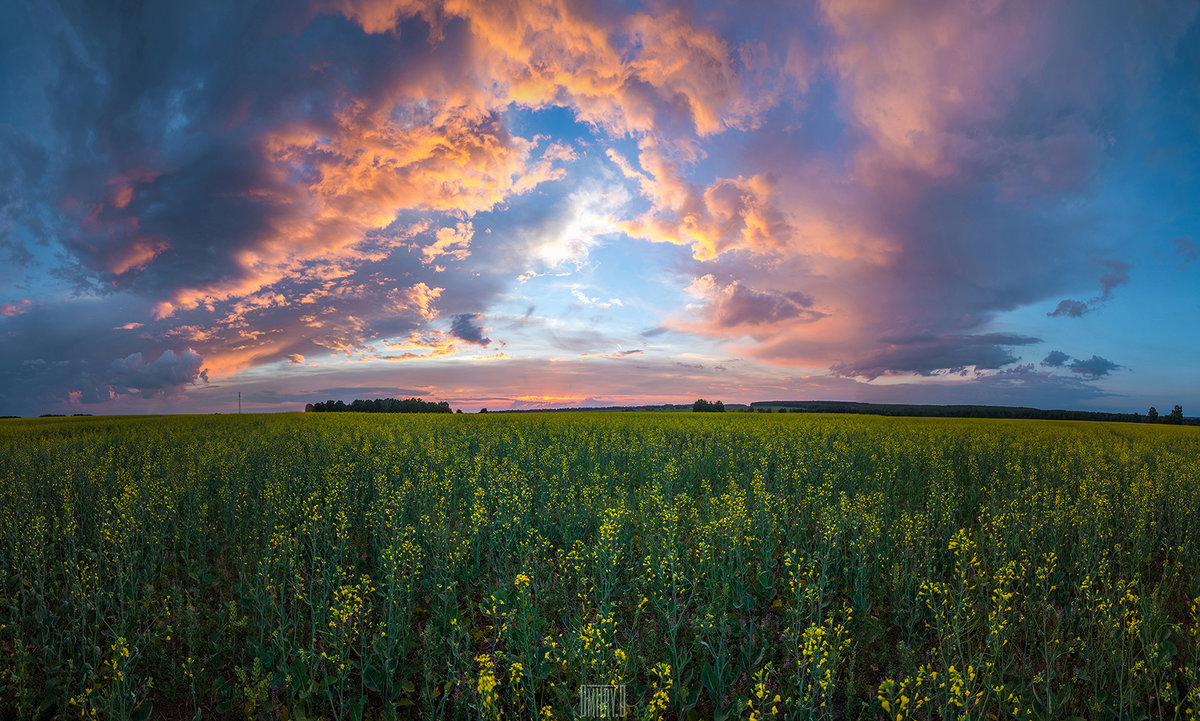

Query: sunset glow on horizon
[[2, 0, 1199, 414]]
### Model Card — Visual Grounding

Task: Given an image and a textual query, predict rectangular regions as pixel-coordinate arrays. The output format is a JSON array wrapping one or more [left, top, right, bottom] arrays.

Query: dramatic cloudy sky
[[2, 0, 1199, 415]]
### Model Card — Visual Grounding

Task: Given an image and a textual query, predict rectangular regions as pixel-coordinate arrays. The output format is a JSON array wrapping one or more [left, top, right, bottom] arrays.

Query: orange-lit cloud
[[610, 138, 791, 260], [331, 0, 781, 138], [112, 185, 134, 209], [423, 221, 474, 267], [376, 328, 461, 361], [85, 0, 793, 388], [389, 282, 443, 321]]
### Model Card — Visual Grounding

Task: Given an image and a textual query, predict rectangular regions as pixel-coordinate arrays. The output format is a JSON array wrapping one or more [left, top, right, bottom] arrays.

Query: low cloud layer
[[829, 333, 1041, 381]]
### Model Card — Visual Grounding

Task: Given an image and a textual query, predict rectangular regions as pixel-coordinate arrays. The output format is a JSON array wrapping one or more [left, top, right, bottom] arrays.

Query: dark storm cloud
[[109, 349, 207, 397], [1068, 355, 1120, 378], [1041, 350, 1070, 367], [0, 298, 212, 412], [682, 2, 1196, 383], [0, 126, 48, 269], [863, 364, 1115, 408], [829, 332, 1041, 380], [448, 313, 492, 346], [37, 2, 476, 292], [3, 1, 538, 387]]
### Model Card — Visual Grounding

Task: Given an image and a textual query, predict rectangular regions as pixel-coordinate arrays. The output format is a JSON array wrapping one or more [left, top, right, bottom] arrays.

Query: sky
[[1, 0, 1199, 415]]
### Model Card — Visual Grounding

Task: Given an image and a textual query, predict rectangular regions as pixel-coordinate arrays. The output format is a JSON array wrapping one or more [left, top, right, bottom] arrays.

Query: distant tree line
[[1146, 405, 1186, 425], [750, 401, 1196, 425], [306, 398, 452, 414], [692, 399, 725, 412]]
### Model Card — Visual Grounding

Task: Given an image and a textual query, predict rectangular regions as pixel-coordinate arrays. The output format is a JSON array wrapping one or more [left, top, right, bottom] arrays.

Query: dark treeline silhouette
[[692, 398, 725, 412], [752, 401, 1198, 425], [306, 398, 452, 414]]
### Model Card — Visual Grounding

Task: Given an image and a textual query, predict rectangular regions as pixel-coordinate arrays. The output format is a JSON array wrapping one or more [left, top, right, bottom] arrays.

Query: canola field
[[1, 412, 1199, 720]]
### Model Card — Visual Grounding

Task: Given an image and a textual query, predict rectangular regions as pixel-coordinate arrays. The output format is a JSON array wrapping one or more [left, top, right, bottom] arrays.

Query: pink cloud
[[0, 299, 32, 317], [106, 238, 168, 275]]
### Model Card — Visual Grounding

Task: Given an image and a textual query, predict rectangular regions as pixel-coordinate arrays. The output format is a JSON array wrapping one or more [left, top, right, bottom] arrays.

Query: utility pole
[[238, 391, 242, 414]]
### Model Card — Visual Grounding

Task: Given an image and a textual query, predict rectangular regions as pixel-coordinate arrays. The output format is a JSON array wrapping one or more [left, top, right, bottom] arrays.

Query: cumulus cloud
[[377, 329, 461, 361], [330, 0, 781, 138], [11, 1, 582, 385], [1041, 350, 1070, 367], [639, 3, 1191, 384], [108, 349, 208, 398], [423, 222, 475, 267], [449, 313, 492, 346], [571, 288, 623, 309], [1068, 354, 1120, 378], [610, 138, 792, 260], [687, 275, 823, 328]]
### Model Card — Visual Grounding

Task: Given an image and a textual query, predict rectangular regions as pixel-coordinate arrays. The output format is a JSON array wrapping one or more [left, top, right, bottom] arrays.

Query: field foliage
[[1, 412, 1199, 720]]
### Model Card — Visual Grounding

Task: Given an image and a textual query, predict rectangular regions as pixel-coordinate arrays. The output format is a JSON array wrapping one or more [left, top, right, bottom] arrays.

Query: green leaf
[[363, 664, 384, 694], [130, 702, 153, 721], [1162, 640, 1177, 661]]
